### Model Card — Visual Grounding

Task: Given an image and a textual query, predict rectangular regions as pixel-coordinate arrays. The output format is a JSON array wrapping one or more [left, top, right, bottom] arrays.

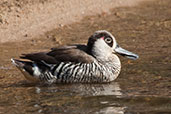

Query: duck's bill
[[115, 45, 139, 60]]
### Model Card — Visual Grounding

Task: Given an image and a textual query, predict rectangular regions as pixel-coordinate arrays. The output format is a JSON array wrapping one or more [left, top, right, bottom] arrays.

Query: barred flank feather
[[37, 61, 120, 83]]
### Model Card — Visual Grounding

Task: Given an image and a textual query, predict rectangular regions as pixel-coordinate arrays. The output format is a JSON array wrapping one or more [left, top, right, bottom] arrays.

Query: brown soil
[[0, 0, 148, 43]]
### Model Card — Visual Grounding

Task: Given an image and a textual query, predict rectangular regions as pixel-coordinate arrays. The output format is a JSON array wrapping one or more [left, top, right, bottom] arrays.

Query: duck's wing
[[20, 45, 95, 64]]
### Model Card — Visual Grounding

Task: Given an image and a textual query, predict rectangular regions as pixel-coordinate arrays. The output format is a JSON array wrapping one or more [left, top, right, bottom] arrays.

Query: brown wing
[[20, 45, 95, 64]]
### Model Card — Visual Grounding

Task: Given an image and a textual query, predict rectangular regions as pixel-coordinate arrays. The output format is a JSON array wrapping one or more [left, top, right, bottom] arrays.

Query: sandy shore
[[0, 0, 148, 43]]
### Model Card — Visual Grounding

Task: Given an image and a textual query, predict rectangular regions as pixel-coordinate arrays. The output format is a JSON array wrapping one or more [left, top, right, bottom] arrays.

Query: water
[[0, 0, 171, 113], [0, 82, 170, 114]]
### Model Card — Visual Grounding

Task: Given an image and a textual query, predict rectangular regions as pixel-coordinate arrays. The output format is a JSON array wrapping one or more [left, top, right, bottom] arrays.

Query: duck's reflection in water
[[34, 82, 125, 114], [35, 82, 122, 96], [71, 82, 122, 97], [97, 106, 125, 114]]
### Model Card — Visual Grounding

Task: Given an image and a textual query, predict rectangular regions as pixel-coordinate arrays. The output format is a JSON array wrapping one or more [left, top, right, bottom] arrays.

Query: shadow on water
[[0, 0, 171, 113]]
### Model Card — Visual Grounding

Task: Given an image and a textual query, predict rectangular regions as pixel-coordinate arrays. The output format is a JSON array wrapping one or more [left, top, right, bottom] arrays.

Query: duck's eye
[[104, 37, 112, 44]]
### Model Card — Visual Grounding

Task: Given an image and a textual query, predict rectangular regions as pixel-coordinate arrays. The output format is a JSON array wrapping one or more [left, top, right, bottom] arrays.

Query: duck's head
[[87, 30, 139, 60]]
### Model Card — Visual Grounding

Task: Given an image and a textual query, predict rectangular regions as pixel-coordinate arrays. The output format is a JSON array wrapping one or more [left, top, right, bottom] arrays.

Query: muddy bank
[[0, 0, 170, 95], [0, 0, 171, 113], [0, 0, 149, 43]]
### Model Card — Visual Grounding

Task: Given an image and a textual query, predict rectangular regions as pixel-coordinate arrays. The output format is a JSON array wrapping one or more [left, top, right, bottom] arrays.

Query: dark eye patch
[[87, 32, 113, 51], [94, 33, 113, 47], [104, 37, 113, 47]]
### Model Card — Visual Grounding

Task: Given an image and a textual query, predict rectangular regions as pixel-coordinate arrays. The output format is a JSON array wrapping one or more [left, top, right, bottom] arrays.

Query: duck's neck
[[94, 54, 121, 81], [97, 54, 121, 67]]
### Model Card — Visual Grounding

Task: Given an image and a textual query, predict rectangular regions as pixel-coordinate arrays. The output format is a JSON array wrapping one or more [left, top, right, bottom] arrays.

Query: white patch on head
[[92, 38, 113, 60], [32, 64, 41, 77]]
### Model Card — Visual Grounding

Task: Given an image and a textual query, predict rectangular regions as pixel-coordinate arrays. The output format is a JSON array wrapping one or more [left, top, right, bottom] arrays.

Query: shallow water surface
[[0, 0, 171, 113]]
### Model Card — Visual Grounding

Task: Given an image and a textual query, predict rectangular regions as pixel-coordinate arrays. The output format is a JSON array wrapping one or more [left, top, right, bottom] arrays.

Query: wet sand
[[0, 0, 171, 113]]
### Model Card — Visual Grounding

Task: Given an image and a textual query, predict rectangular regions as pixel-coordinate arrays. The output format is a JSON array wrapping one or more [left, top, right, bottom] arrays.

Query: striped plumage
[[39, 61, 120, 83], [11, 30, 138, 84]]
